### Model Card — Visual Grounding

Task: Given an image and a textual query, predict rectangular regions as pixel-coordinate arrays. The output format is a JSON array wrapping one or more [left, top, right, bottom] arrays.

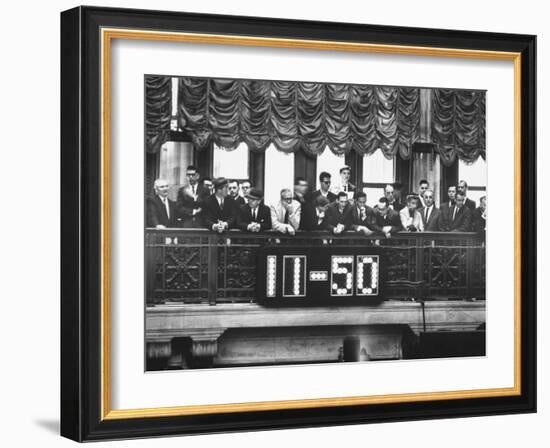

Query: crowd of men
[[147, 165, 487, 236]]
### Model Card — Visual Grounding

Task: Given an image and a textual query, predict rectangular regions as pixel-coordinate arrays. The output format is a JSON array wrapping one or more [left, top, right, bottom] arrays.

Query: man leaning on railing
[[270, 188, 301, 235], [237, 188, 272, 232], [146, 178, 177, 229], [202, 177, 237, 233]]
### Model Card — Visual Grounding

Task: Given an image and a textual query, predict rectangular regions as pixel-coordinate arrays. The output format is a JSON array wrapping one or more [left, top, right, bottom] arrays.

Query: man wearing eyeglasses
[[305, 171, 337, 206], [176, 165, 209, 228], [270, 188, 301, 235]]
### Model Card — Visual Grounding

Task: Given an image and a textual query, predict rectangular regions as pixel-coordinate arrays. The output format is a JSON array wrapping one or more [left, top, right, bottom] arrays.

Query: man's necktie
[[452, 206, 458, 221], [163, 198, 170, 219], [425, 207, 429, 222]]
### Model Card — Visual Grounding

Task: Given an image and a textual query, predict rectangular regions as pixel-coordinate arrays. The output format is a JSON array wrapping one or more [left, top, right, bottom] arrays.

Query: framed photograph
[[60, 6, 536, 441]]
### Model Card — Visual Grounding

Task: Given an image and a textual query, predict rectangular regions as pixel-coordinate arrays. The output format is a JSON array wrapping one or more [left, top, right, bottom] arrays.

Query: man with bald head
[[420, 189, 442, 231], [147, 178, 177, 228]]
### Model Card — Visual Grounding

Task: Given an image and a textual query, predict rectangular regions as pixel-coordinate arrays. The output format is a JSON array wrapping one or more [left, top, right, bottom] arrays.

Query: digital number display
[[258, 247, 383, 302]]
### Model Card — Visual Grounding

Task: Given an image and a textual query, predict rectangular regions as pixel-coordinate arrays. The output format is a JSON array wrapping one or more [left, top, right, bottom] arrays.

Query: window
[[213, 142, 250, 180], [316, 149, 346, 189], [158, 141, 194, 201], [459, 158, 487, 207], [362, 150, 395, 206], [264, 144, 295, 208]]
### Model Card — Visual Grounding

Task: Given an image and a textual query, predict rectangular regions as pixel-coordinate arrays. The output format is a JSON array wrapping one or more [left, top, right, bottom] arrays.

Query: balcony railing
[[145, 229, 485, 305]]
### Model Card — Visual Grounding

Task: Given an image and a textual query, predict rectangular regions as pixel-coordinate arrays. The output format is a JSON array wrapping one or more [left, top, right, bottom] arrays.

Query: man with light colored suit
[[270, 188, 301, 235], [399, 195, 424, 232]]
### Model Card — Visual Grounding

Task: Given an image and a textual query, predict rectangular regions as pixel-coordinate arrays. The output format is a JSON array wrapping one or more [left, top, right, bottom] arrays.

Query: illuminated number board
[[257, 246, 383, 303]]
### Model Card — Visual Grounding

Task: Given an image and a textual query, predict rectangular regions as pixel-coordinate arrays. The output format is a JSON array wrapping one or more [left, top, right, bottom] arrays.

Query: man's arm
[[236, 205, 250, 231], [289, 202, 301, 231], [146, 198, 160, 227], [454, 208, 472, 232], [270, 205, 287, 233], [260, 206, 272, 231], [225, 200, 238, 229], [399, 208, 409, 229], [201, 199, 217, 230]]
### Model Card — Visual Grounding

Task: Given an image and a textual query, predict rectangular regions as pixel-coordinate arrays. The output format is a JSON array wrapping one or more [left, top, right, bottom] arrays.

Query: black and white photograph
[[144, 75, 487, 371]]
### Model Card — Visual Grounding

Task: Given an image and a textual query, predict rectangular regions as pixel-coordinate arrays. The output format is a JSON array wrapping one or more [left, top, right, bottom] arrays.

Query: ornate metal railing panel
[[145, 229, 485, 305]]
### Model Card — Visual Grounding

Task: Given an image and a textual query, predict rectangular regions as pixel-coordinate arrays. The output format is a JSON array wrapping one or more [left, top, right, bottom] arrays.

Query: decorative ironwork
[[145, 229, 485, 305]]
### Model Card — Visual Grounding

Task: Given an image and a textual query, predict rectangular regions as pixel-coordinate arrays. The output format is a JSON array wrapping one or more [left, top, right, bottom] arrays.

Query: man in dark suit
[[326, 192, 352, 234], [176, 165, 210, 228], [384, 184, 403, 212], [302, 196, 331, 231], [228, 179, 246, 207], [305, 172, 337, 206], [472, 195, 487, 233], [420, 189, 442, 231], [447, 192, 472, 232], [457, 180, 477, 211], [417, 179, 430, 208], [237, 188, 272, 232], [372, 198, 402, 238], [202, 177, 238, 233], [439, 185, 457, 231], [349, 191, 377, 236], [146, 178, 177, 228]]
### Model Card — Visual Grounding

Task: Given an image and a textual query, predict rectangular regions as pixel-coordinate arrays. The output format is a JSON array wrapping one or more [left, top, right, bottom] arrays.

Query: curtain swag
[[175, 77, 421, 158], [145, 76, 172, 154], [145, 76, 485, 164], [431, 89, 486, 166]]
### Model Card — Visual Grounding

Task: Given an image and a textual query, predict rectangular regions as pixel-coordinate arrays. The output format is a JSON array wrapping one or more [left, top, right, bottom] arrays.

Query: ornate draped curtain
[[176, 77, 420, 159], [145, 75, 486, 164], [145, 76, 172, 153], [431, 89, 486, 166]]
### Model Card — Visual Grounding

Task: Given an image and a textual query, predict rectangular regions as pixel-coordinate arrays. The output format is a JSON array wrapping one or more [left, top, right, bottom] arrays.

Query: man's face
[[457, 182, 467, 195], [241, 182, 251, 196], [480, 197, 487, 211], [384, 186, 394, 202], [455, 194, 465, 208], [419, 183, 428, 196], [228, 182, 239, 198], [217, 185, 229, 198], [448, 187, 457, 201], [203, 181, 213, 194], [341, 169, 351, 182], [186, 170, 199, 185], [320, 177, 331, 192], [281, 192, 293, 207], [378, 203, 388, 216], [248, 198, 260, 209], [316, 204, 329, 214], [356, 196, 367, 209], [337, 196, 347, 209], [295, 181, 309, 195], [424, 191, 434, 207], [154, 181, 169, 198]]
